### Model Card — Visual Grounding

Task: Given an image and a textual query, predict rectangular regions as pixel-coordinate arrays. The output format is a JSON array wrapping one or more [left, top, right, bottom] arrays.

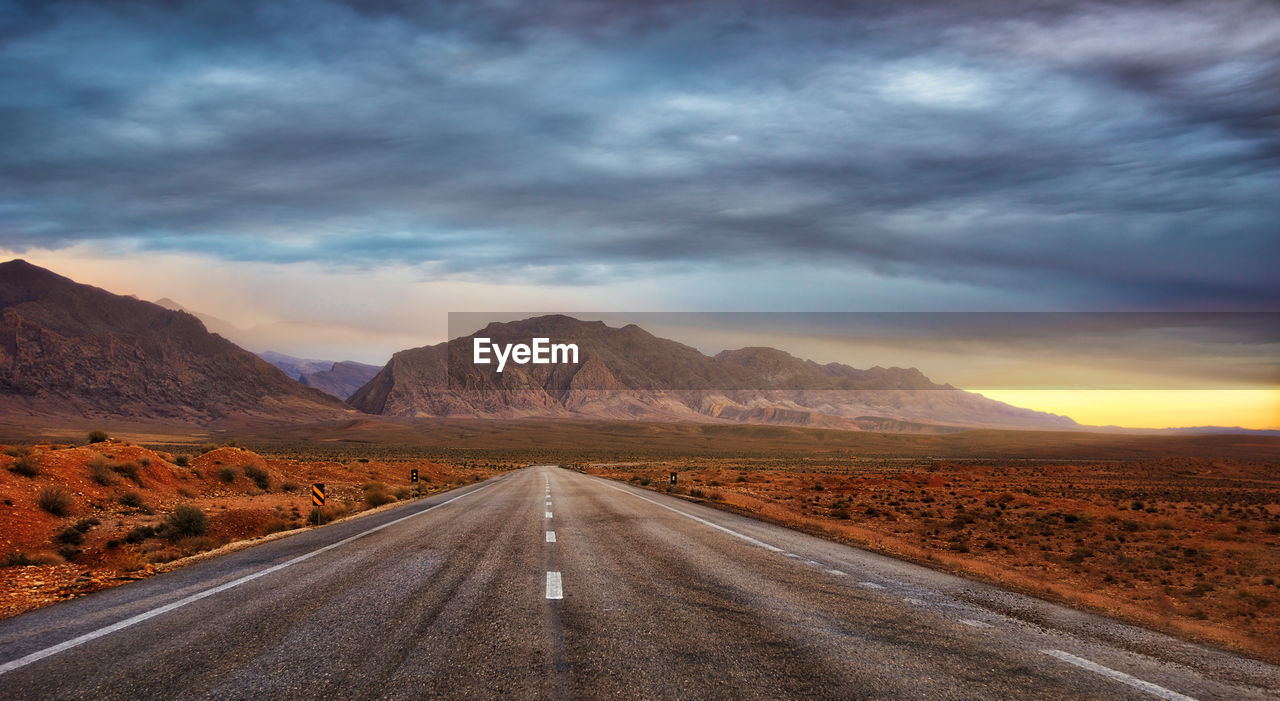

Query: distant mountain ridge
[[0, 260, 351, 422], [258, 351, 381, 400], [349, 315, 1079, 430]]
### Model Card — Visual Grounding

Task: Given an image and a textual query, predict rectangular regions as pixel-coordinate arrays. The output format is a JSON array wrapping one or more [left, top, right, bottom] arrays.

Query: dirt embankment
[[0, 438, 511, 619]]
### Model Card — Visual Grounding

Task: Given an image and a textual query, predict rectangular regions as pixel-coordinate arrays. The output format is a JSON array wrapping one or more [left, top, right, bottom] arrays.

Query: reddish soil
[[0, 440, 510, 619], [586, 456, 1280, 664]]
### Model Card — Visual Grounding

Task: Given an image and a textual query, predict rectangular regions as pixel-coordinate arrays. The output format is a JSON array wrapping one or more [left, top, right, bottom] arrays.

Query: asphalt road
[[1, 466, 1277, 700]]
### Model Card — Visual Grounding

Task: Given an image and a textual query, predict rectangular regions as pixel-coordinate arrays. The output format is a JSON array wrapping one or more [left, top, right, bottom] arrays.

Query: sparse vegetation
[[364, 488, 396, 508], [243, 463, 271, 490], [87, 430, 109, 444], [8, 453, 40, 478], [54, 527, 84, 546], [88, 456, 117, 485], [110, 461, 141, 483], [164, 505, 208, 540], [119, 491, 146, 508], [219, 466, 238, 483], [36, 486, 73, 516], [173, 454, 189, 467]]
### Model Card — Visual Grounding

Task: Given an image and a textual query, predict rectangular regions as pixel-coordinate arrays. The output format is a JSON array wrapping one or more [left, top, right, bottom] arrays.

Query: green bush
[[173, 455, 190, 467], [87, 430, 109, 444], [37, 486, 73, 516], [164, 504, 208, 540], [8, 454, 40, 478]]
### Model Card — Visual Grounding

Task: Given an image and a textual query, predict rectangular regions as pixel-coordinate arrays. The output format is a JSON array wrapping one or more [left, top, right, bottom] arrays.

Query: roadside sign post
[[312, 483, 325, 507], [670, 472, 677, 485], [411, 469, 418, 483]]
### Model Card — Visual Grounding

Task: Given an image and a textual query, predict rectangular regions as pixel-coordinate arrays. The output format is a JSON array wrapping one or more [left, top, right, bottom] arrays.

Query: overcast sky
[[1, 0, 1278, 369]]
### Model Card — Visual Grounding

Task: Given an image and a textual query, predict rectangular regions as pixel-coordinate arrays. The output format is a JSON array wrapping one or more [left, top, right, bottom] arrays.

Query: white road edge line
[[859, 582, 885, 590], [546, 531, 556, 542], [1042, 649, 1198, 701], [602, 483, 783, 552], [0, 479, 502, 677], [546, 571, 564, 600]]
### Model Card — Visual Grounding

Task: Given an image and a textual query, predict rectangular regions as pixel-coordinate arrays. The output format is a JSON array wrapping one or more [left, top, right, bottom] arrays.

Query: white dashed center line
[[545, 511, 553, 518], [546, 531, 556, 542], [1042, 650, 1197, 701], [546, 571, 564, 600]]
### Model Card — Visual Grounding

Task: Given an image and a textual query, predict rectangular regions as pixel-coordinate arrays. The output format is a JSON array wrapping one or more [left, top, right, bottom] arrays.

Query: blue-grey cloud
[[0, 0, 1277, 309]]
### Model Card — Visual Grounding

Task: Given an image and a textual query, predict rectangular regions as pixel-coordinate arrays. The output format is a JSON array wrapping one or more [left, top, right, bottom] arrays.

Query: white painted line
[[859, 581, 885, 590], [960, 619, 993, 629], [545, 501, 552, 506], [826, 569, 847, 577], [546, 571, 564, 600], [0, 479, 502, 676], [545, 511, 553, 518], [546, 531, 556, 542], [904, 597, 927, 606], [784, 553, 801, 559], [601, 483, 783, 553], [1043, 650, 1197, 701], [805, 560, 821, 566]]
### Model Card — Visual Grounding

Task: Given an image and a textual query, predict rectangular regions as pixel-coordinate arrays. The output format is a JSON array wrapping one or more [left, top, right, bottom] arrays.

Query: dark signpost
[[411, 469, 419, 483], [670, 472, 678, 485]]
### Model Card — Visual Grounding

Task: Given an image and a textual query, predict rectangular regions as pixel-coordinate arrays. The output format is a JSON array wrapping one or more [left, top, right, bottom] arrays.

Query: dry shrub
[[37, 486, 73, 516], [88, 456, 117, 485], [8, 454, 40, 478]]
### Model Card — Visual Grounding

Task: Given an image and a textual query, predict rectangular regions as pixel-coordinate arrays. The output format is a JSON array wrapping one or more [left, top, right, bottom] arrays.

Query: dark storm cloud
[[1, 0, 1278, 308]]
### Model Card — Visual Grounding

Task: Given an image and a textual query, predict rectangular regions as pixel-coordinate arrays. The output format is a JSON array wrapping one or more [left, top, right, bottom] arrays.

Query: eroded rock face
[[348, 314, 1078, 431], [0, 260, 350, 422]]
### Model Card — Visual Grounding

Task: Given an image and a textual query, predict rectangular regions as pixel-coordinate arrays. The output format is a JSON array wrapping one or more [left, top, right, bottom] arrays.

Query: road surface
[[1, 466, 1277, 699]]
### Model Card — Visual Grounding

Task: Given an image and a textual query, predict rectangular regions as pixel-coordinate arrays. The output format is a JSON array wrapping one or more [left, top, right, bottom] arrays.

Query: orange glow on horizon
[[973, 389, 1280, 430]]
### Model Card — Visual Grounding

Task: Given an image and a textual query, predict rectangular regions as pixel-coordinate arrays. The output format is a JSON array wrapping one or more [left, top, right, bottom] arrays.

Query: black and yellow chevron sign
[[311, 483, 325, 507]]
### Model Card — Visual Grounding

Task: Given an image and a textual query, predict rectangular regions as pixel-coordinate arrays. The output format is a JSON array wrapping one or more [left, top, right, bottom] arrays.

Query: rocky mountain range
[[0, 260, 352, 422], [348, 315, 1078, 430], [258, 352, 381, 400]]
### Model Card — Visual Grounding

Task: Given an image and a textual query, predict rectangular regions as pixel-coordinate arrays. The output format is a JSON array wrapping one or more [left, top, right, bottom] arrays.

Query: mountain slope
[[349, 315, 1077, 430], [298, 360, 381, 400], [0, 260, 351, 422]]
